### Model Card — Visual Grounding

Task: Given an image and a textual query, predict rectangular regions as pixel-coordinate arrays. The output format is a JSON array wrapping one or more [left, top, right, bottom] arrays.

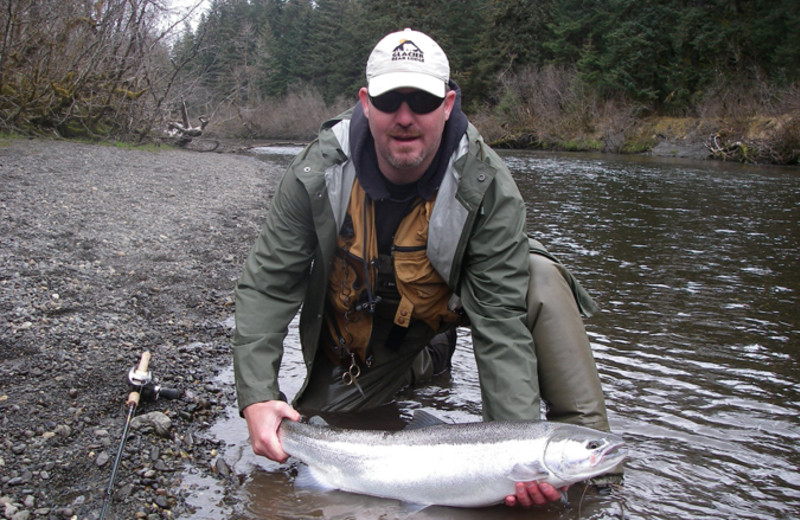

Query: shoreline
[[0, 138, 281, 520]]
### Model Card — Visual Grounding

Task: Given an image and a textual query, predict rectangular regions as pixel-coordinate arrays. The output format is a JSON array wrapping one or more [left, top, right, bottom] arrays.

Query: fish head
[[542, 426, 627, 485]]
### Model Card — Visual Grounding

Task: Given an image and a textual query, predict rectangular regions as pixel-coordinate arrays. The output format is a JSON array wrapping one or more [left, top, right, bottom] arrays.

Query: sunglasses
[[369, 90, 445, 115]]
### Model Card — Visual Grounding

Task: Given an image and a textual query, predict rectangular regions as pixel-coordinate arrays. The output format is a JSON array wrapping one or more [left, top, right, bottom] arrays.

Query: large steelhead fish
[[278, 413, 626, 508]]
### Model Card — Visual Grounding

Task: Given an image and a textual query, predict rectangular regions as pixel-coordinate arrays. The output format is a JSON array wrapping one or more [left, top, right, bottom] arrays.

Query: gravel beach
[[1, 138, 283, 520]]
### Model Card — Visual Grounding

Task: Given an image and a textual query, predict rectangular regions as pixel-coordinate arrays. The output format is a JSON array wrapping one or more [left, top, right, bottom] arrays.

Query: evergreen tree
[[172, 0, 798, 119], [576, 1, 680, 106], [305, 0, 371, 104], [259, 0, 315, 97]]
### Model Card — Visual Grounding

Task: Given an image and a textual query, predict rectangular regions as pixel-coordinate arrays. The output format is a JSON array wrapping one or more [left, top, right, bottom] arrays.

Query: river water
[[187, 148, 799, 520]]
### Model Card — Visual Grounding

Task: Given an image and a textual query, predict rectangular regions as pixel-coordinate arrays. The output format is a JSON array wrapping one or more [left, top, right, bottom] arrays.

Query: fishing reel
[[127, 352, 182, 402]]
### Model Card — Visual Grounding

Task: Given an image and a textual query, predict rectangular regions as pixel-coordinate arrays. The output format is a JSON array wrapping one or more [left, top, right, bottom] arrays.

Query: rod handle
[[135, 351, 151, 375], [126, 391, 141, 408]]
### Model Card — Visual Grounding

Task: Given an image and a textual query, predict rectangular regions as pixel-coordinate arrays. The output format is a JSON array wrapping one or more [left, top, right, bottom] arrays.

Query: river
[[186, 148, 800, 520]]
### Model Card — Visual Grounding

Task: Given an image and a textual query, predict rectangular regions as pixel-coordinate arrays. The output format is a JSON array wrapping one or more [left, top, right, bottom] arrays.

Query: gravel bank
[[0, 138, 282, 520]]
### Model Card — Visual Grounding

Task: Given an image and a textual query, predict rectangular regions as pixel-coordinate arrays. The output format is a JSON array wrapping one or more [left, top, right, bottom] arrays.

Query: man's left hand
[[505, 481, 567, 508]]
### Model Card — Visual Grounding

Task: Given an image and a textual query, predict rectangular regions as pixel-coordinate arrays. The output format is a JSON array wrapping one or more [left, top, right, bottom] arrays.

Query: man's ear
[[358, 87, 371, 118], [443, 90, 456, 120]]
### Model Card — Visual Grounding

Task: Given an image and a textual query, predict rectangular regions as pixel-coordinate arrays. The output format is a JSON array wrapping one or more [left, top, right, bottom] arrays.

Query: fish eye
[[586, 440, 602, 450]]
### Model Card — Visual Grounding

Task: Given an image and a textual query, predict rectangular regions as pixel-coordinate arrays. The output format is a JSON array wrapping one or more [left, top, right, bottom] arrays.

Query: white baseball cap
[[366, 28, 450, 98]]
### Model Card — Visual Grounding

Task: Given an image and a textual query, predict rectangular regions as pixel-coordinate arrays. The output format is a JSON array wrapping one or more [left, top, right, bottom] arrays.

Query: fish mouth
[[597, 440, 628, 465]]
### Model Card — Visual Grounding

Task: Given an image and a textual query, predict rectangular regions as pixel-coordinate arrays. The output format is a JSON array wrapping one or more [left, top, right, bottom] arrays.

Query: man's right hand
[[242, 400, 301, 462]]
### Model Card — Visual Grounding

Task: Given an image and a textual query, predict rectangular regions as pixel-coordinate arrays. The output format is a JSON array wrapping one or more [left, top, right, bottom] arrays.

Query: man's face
[[359, 87, 456, 185]]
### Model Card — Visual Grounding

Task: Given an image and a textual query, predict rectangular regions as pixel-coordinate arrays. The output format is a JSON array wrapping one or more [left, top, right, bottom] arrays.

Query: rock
[[95, 451, 110, 467], [130, 412, 172, 438], [214, 457, 230, 478], [4, 502, 19, 518], [11, 510, 30, 520]]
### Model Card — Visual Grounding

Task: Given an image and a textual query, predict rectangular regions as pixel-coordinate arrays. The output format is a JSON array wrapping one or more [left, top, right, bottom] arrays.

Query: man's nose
[[394, 101, 415, 125]]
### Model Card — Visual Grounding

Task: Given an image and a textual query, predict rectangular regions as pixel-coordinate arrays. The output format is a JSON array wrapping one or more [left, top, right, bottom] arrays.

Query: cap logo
[[392, 39, 424, 63]]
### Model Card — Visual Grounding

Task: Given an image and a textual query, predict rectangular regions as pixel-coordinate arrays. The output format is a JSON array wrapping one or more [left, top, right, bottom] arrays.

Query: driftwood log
[[705, 133, 755, 163], [167, 100, 209, 147]]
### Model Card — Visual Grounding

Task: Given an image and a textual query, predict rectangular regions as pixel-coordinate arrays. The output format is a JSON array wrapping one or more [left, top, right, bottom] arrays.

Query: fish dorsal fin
[[507, 461, 550, 482], [405, 410, 447, 430], [308, 415, 330, 427]]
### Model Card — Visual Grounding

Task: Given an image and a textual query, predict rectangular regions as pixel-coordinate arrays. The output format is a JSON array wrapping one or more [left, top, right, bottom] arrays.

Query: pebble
[[214, 457, 230, 478], [95, 452, 110, 467]]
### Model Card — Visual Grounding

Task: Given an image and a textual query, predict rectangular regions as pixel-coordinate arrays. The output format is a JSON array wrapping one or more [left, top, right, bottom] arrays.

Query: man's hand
[[242, 400, 301, 462], [505, 481, 567, 508]]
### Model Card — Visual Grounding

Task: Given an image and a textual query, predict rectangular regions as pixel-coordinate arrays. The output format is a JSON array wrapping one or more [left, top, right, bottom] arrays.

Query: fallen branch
[[167, 99, 209, 146]]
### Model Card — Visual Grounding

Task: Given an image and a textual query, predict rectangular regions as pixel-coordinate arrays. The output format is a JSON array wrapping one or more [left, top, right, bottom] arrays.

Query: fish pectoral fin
[[308, 415, 330, 427], [405, 410, 447, 430], [507, 462, 550, 482], [294, 464, 336, 492], [400, 502, 432, 515]]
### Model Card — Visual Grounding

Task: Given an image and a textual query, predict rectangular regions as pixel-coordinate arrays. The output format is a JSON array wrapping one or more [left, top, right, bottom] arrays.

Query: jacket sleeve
[[458, 159, 541, 422], [232, 165, 318, 413]]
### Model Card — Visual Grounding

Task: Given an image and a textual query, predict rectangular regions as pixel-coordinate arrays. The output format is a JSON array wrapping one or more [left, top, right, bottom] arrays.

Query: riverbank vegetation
[[1, 0, 798, 164]]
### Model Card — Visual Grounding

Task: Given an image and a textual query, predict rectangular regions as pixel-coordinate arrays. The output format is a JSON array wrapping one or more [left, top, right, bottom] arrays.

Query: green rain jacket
[[233, 108, 539, 421]]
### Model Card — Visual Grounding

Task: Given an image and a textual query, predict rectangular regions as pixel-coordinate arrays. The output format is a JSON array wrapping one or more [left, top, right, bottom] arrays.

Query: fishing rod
[[99, 351, 181, 520]]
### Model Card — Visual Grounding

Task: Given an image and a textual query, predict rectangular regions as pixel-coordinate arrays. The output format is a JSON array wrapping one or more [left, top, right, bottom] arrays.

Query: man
[[233, 28, 613, 507]]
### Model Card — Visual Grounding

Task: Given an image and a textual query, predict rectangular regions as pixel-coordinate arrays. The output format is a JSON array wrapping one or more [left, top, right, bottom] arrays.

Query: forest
[[1, 0, 798, 163]]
